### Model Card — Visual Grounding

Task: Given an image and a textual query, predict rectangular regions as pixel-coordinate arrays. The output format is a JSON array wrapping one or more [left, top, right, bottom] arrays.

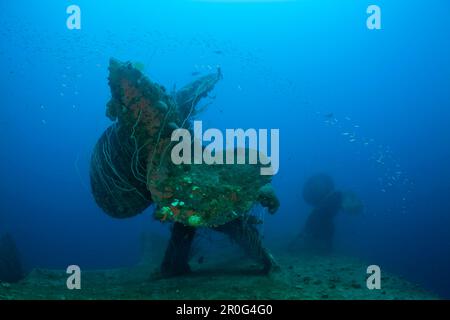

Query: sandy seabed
[[0, 251, 438, 300]]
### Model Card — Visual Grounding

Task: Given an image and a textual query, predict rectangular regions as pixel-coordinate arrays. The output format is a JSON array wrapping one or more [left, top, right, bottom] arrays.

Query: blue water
[[0, 0, 449, 298]]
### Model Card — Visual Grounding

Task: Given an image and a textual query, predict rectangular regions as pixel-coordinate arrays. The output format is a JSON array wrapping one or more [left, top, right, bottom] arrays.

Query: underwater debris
[[188, 215, 203, 227], [90, 58, 278, 228], [132, 61, 145, 72], [302, 173, 335, 207], [149, 157, 275, 227], [0, 234, 24, 283], [89, 58, 280, 278], [90, 124, 153, 218], [341, 191, 364, 215], [291, 174, 363, 255], [175, 67, 222, 121], [257, 184, 280, 214], [90, 58, 179, 218]]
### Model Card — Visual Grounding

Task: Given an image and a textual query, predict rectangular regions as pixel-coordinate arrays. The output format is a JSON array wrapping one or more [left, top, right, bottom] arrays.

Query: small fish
[[342, 132, 350, 136], [349, 139, 356, 142], [324, 113, 334, 119], [197, 256, 205, 264], [191, 71, 201, 76], [213, 50, 223, 55], [41, 119, 47, 125]]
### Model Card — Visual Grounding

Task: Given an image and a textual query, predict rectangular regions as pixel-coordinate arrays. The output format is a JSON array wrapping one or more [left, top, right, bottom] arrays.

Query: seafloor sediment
[[0, 252, 438, 300]]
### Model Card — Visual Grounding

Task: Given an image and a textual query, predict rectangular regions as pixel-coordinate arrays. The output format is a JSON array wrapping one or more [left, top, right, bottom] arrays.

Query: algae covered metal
[[90, 58, 279, 227]]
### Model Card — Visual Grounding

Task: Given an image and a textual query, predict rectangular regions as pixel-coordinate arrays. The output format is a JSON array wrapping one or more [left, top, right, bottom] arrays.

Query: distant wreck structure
[[0, 233, 24, 283], [90, 58, 279, 227]]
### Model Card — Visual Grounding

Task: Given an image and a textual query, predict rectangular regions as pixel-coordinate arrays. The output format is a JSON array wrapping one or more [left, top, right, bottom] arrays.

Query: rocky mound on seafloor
[[0, 253, 439, 300]]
